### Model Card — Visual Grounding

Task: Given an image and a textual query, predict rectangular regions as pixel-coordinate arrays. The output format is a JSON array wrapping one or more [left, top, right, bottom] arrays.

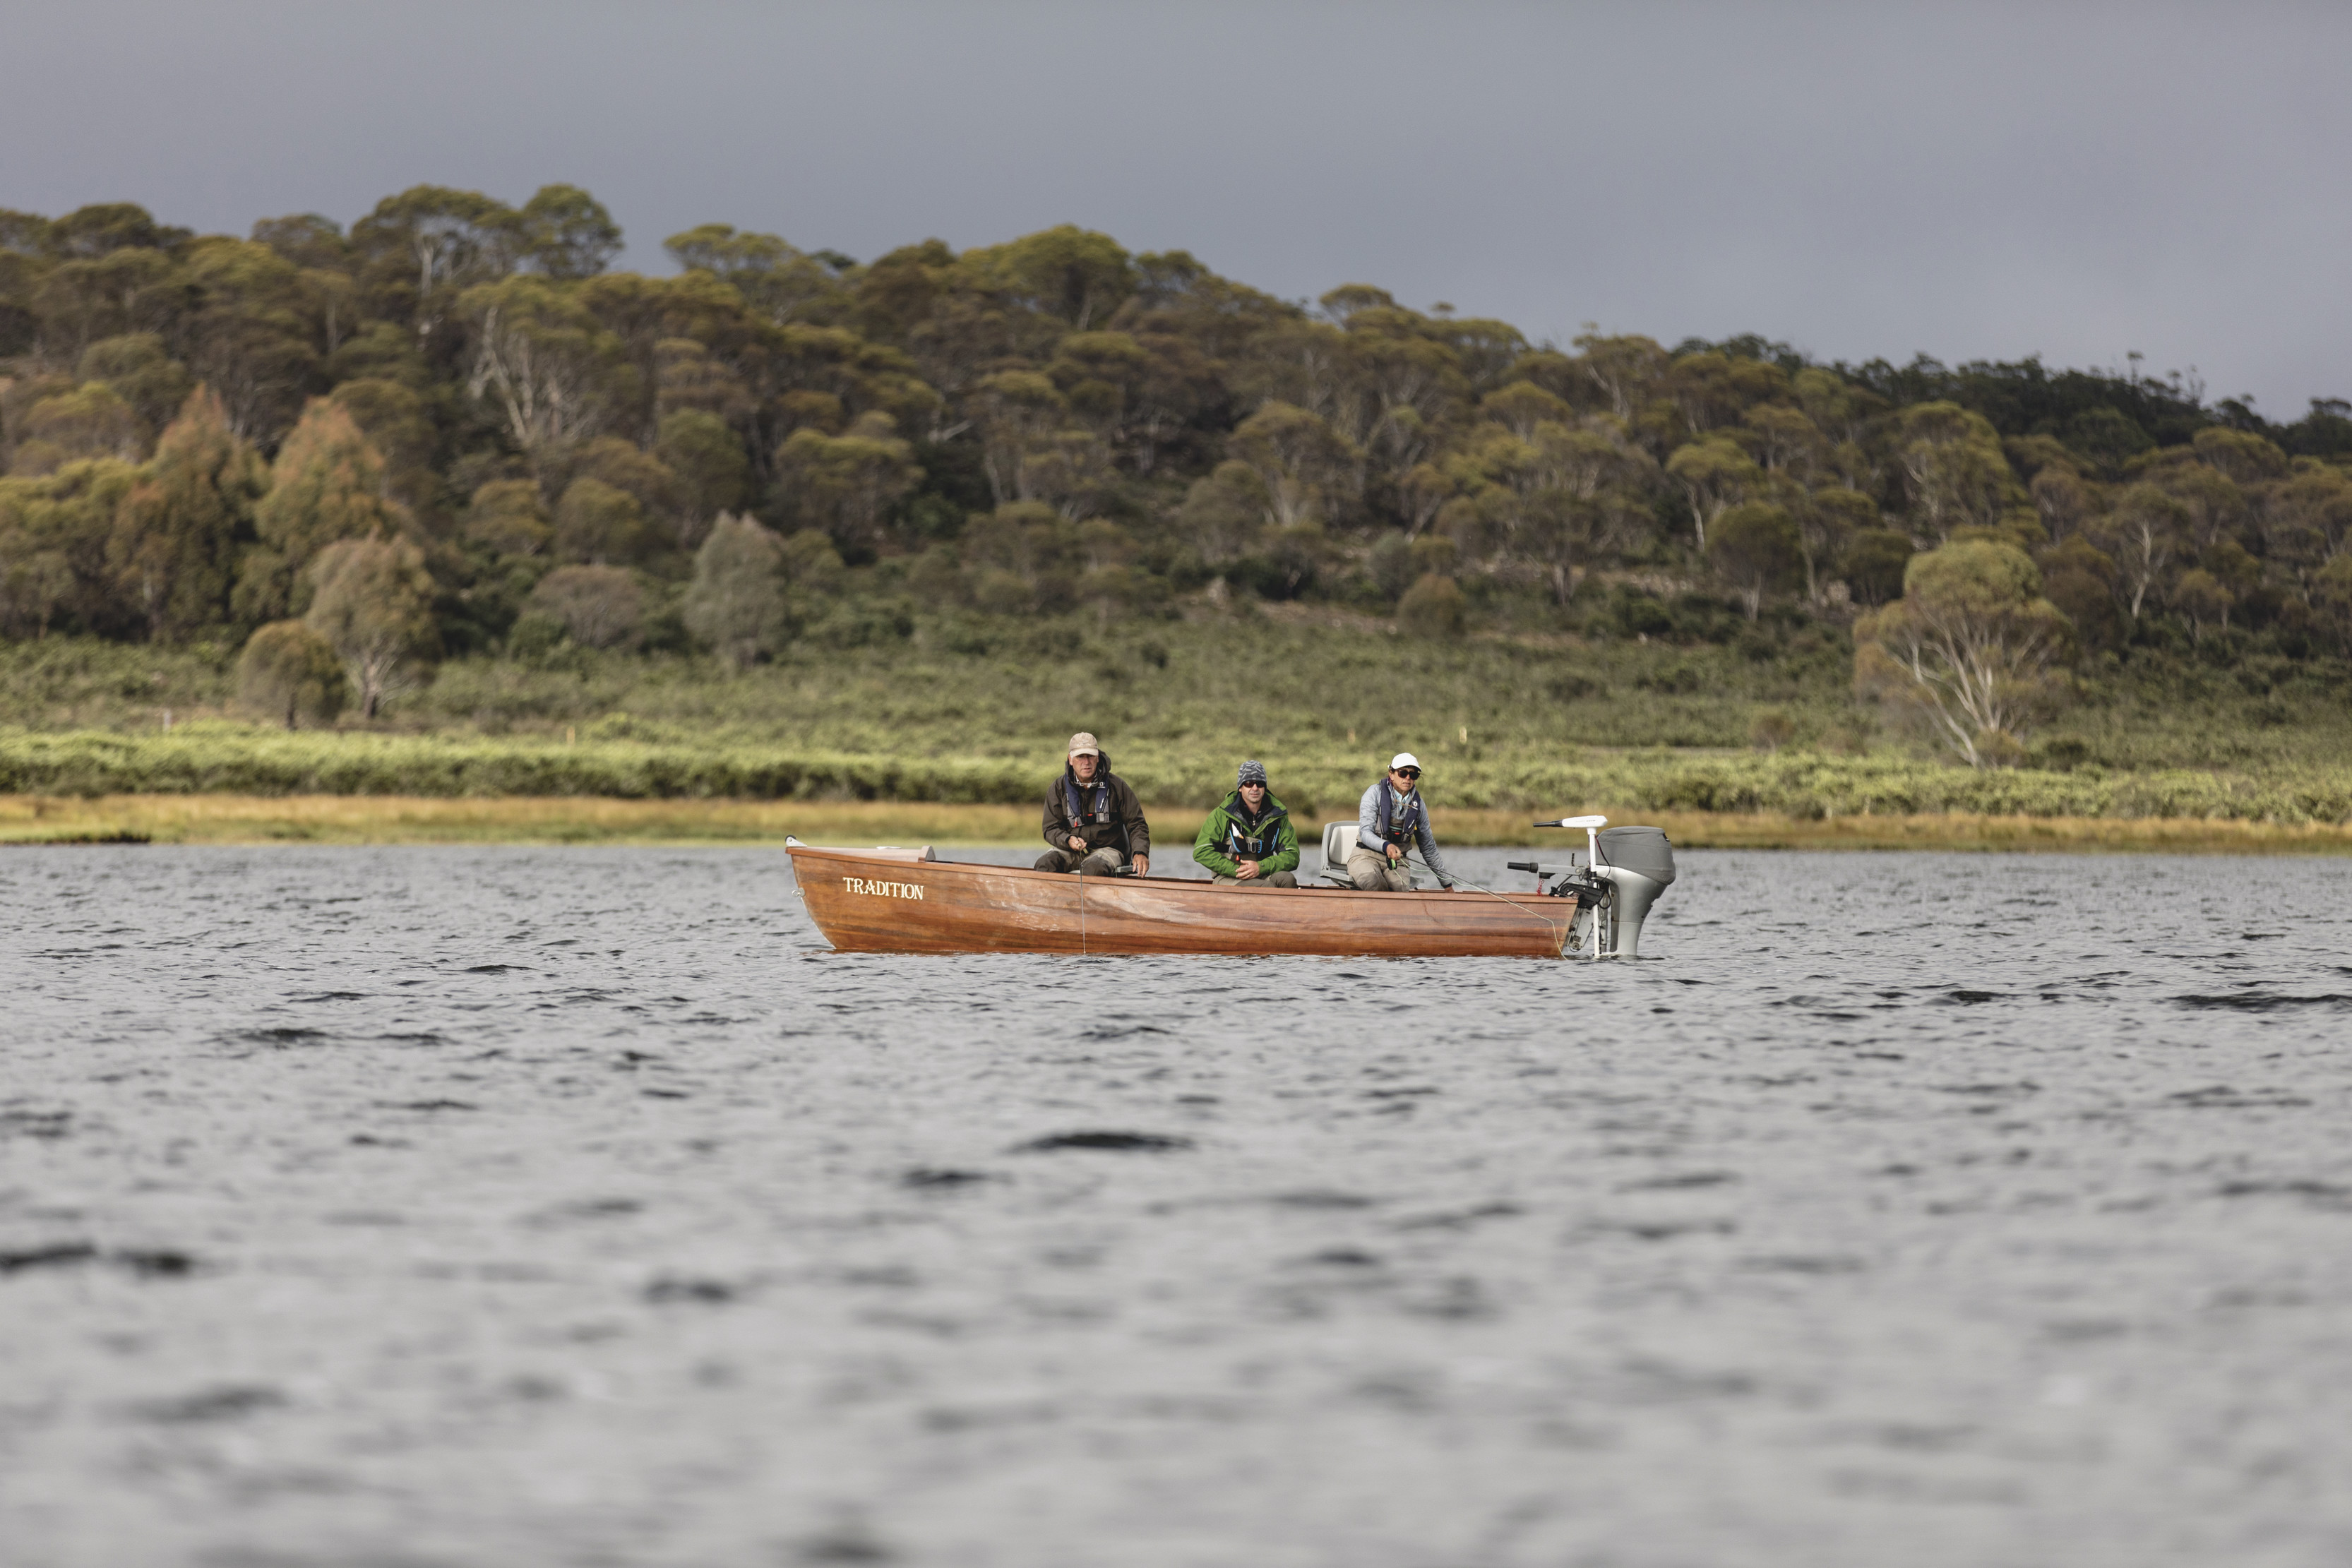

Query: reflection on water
[[3, 845, 2350, 1566]]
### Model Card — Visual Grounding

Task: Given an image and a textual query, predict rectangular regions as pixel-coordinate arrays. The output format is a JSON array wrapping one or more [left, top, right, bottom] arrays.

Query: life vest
[[1061, 773, 1114, 831], [1373, 782, 1425, 848], [1222, 798, 1287, 861]]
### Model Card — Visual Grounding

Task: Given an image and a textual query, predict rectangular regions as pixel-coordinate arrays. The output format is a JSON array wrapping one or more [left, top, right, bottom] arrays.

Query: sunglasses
[[1395, 768, 1421, 779]]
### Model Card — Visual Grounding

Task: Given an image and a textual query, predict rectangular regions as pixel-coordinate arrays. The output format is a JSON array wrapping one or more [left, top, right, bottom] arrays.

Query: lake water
[[4, 844, 2351, 1567]]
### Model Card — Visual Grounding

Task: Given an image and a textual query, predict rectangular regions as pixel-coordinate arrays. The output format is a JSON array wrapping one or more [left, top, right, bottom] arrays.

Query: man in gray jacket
[[1347, 752, 1457, 892]]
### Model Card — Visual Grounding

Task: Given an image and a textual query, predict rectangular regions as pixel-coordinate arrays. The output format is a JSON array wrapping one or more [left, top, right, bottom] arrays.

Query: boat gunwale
[[785, 842, 1562, 904]]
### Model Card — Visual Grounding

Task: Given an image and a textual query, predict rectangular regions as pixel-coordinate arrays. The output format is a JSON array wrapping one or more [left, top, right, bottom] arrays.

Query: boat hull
[[787, 845, 1573, 958]]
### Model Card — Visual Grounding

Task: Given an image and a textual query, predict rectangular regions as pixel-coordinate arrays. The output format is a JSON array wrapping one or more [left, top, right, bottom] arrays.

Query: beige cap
[[1068, 731, 1102, 758]]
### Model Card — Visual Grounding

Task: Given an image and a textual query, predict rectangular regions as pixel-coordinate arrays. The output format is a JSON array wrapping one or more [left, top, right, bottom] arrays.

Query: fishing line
[[1406, 854, 1575, 948]]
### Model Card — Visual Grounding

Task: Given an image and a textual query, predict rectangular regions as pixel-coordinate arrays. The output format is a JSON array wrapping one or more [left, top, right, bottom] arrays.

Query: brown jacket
[[1042, 755, 1151, 858]]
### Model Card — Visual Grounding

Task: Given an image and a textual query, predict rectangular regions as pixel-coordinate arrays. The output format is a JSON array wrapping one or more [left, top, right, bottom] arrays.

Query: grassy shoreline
[[7, 793, 2352, 854], [9, 724, 2352, 825]]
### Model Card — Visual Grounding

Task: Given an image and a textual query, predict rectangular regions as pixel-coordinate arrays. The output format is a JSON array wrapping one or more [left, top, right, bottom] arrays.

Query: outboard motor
[[1518, 815, 1678, 957], [1587, 825, 1676, 957]]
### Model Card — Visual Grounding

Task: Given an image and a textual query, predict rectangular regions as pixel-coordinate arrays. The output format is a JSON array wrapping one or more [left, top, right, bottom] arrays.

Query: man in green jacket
[[1191, 760, 1300, 887]]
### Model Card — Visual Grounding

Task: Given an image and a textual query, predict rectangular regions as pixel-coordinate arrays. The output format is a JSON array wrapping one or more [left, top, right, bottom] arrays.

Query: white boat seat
[[1318, 818, 1431, 889], [1319, 820, 1359, 886]]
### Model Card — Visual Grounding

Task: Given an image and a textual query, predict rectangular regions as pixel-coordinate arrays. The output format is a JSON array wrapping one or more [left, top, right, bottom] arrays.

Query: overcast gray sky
[[6, 1, 2347, 416]]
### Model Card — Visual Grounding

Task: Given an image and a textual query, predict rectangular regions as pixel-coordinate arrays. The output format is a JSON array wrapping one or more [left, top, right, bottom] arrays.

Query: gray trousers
[[1213, 870, 1299, 888], [1036, 846, 1126, 875], [1345, 846, 1415, 891]]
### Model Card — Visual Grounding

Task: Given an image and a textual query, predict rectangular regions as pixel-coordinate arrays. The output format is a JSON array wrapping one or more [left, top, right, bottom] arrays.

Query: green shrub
[[506, 611, 568, 660], [235, 622, 348, 729], [1397, 573, 1467, 638]]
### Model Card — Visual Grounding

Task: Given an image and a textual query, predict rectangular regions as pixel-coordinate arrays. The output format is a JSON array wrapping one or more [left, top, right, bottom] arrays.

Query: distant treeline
[[4, 186, 2351, 678]]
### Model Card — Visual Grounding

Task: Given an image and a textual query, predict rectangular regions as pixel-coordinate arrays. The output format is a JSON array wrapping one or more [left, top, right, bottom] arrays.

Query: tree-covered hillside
[[4, 184, 2350, 710]]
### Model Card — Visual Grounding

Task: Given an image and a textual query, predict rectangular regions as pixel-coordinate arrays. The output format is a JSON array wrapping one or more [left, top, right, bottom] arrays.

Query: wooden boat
[[786, 842, 1577, 958]]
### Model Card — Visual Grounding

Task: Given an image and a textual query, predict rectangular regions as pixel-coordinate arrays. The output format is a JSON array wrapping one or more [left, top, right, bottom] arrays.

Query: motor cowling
[[1604, 830, 1674, 955], [1596, 826, 1674, 887]]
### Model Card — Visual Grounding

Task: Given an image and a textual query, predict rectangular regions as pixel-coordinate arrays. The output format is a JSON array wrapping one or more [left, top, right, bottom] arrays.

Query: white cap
[[1390, 752, 1420, 770]]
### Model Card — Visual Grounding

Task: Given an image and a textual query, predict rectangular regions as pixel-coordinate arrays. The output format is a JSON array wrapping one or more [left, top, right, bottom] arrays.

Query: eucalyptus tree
[[236, 619, 348, 728], [302, 535, 438, 717], [1853, 540, 2071, 767], [107, 388, 265, 639], [239, 399, 405, 621]]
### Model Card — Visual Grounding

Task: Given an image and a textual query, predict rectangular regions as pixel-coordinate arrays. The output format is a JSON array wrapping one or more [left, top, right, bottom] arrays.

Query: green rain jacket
[[1191, 789, 1301, 879]]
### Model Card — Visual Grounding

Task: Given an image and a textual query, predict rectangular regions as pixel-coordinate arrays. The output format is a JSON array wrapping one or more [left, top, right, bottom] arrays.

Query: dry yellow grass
[[5, 794, 2352, 854], [0, 795, 1010, 846], [1588, 810, 2352, 854]]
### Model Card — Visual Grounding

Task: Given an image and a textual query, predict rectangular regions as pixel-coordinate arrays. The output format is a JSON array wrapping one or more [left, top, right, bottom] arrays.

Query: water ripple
[[2, 844, 2350, 1565]]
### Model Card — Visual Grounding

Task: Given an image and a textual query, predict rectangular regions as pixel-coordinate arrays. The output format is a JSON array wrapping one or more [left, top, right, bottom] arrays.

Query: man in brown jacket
[[1035, 731, 1152, 876]]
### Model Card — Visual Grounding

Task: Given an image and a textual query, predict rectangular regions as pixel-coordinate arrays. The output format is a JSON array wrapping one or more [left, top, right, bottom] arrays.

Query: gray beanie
[[1236, 759, 1268, 787]]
